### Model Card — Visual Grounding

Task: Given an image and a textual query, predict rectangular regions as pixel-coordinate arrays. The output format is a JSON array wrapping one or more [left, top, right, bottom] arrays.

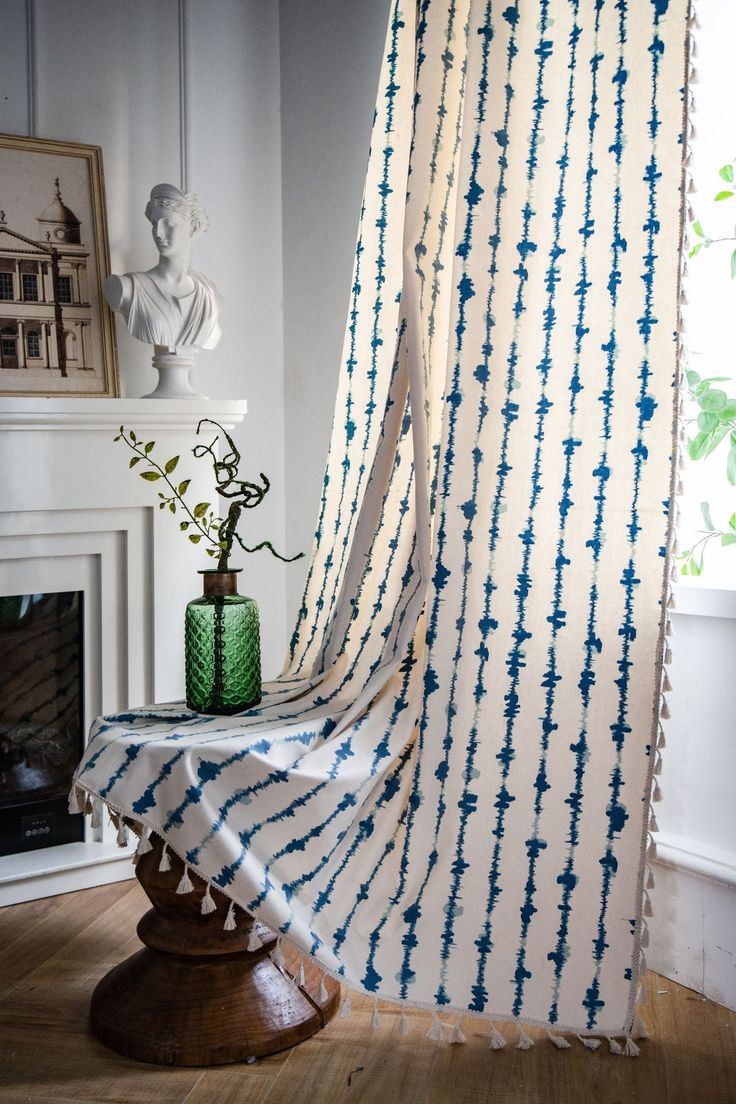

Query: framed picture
[[0, 133, 119, 397]]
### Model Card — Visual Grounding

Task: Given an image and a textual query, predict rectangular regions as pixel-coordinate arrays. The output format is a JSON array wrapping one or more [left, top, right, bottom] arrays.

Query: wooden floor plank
[[0, 882, 734, 1104]]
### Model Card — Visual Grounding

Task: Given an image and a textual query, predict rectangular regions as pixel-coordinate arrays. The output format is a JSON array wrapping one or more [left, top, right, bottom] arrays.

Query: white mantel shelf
[[0, 397, 248, 431]]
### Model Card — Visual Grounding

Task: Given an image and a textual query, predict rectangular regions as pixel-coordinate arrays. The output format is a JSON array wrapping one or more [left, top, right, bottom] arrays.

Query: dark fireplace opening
[[0, 591, 84, 857]]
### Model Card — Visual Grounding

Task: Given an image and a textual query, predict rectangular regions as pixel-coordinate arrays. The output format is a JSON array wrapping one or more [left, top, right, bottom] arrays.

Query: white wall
[[279, 0, 388, 624], [0, 0, 288, 677]]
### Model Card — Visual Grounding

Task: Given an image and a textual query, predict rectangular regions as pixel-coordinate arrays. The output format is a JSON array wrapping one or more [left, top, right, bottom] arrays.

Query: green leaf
[[731, 249, 736, 281], [715, 190, 734, 201], [719, 164, 735, 183], [180, 521, 189, 531], [169, 501, 176, 513], [193, 502, 210, 519], [721, 534, 736, 546], [689, 242, 703, 258], [140, 471, 162, 481], [129, 456, 141, 468], [165, 455, 179, 475], [177, 479, 191, 496], [130, 430, 137, 442], [113, 434, 121, 442], [730, 513, 736, 532], [688, 557, 702, 576], [692, 220, 704, 238], [686, 369, 700, 386], [206, 548, 217, 558], [145, 441, 154, 454], [728, 444, 736, 485], [701, 501, 715, 531], [697, 411, 719, 432], [698, 389, 728, 414], [188, 534, 202, 544], [720, 400, 736, 421]]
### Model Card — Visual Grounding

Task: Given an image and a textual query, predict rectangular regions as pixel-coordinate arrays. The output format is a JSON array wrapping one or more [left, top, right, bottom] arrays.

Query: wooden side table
[[90, 832, 340, 1066]]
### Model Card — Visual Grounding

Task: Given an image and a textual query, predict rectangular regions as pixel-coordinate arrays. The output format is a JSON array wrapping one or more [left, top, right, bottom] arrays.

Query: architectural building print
[[0, 179, 94, 377]]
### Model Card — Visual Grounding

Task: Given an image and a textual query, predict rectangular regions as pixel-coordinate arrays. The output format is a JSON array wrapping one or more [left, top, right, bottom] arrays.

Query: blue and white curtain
[[74, 0, 689, 1041]]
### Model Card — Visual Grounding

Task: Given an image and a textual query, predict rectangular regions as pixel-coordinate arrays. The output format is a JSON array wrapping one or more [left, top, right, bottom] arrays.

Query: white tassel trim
[[340, 991, 352, 1019], [247, 926, 263, 952], [488, 1024, 507, 1050], [609, 1037, 623, 1054], [158, 843, 171, 872], [372, 999, 381, 1031], [134, 828, 153, 860], [398, 1009, 409, 1036], [634, 1014, 650, 1039], [516, 1027, 534, 1050], [297, 962, 306, 988], [652, 779, 663, 803], [643, 891, 654, 917], [318, 975, 329, 1003], [427, 1011, 445, 1041], [90, 798, 103, 829], [176, 866, 194, 895], [223, 901, 237, 931], [646, 867, 656, 890], [270, 936, 286, 970], [68, 786, 84, 814], [200, 884, 217, 915], [547, 1030, 571, 1049], [623, 1036, 641, 1057], [116, 819, 129, 848], [577, 1035, 602, 1051], [449, 1022, 467, 1044]]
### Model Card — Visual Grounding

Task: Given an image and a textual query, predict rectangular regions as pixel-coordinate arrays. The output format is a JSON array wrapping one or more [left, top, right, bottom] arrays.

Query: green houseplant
[[116, 419, 302, 714]]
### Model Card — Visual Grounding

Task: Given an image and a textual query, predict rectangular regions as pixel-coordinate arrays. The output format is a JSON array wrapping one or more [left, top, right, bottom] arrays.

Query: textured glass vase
[[185, 569, 261, 715]]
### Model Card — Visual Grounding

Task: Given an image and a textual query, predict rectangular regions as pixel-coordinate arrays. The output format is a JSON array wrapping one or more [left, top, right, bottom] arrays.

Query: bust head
[[144, 184, 208, 257]]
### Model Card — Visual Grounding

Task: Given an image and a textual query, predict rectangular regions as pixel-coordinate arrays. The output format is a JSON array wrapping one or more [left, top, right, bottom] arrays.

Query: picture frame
[[0, 133, 119, 397]]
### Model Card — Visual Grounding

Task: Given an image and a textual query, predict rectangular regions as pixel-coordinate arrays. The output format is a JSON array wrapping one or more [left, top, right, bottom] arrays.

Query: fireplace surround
[[0, 396, 247, 904]]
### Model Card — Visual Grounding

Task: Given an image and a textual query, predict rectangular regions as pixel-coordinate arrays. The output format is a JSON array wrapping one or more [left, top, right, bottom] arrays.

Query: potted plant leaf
[[116, 419, 302, 715]]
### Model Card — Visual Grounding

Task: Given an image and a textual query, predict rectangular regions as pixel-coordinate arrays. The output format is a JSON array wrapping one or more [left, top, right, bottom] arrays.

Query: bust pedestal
[[90, 832, 340, 1066], [143, 347, 206, 400]]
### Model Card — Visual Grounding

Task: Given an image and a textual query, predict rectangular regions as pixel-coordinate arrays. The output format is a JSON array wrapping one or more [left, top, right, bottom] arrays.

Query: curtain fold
[[74, 0, 689, 1038]]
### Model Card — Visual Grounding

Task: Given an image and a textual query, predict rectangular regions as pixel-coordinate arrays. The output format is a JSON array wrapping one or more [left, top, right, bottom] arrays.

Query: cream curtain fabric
[[74, 0, 689, 1041]]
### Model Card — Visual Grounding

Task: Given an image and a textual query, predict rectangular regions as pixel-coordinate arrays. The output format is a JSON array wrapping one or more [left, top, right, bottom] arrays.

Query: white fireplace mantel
[[0, 396, 247, 904]]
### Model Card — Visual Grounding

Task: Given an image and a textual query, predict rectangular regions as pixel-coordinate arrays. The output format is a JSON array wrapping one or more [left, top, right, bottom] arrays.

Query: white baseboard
[[649, 831, 736, 1012]]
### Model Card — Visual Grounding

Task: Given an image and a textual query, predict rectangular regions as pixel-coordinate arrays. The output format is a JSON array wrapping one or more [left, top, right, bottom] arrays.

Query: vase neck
[[202, 571, 239, 598]]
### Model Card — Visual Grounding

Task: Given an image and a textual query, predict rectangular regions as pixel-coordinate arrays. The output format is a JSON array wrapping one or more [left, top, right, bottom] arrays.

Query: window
[[26, 330, 41, 358], [56, 276, 72, 304], [21, 274, 38, 302], [0, 272, 13, 301], [1, 328, 17, 358]]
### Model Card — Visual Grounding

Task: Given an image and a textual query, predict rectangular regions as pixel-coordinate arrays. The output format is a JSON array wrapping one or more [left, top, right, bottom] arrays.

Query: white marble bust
[[104, 183, 221, 354]]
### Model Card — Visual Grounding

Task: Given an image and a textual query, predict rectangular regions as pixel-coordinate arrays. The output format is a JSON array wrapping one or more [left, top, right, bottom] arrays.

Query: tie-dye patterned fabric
[[73, 0, 688, 1038]]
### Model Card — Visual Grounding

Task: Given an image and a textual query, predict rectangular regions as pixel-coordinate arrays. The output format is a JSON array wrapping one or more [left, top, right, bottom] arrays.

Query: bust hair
[[145, 183, 209, 239]]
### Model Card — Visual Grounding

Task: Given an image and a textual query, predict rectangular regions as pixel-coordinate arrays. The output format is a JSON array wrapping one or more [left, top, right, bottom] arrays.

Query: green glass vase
[[185, 569, 262, 715]]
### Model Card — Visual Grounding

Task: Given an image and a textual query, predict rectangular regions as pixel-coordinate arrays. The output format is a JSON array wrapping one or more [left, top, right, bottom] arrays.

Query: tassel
[[661, 671, 672, 693], [84, 794, 94, 816], [664, 643, 672, 665], [398, 1009, 409, 1036], [427, 1011, 445, 1042], [686, 177, 696, 195], [577, 1035, 601, 1051], [609, 1037, 623, 1054], [643, 892, 654, 917], [247, 926, 263, 952], [449, 1022, 467, 1044], [318, 975, 329, 1003], [637, 980, 646, 1005], [659, 697, 671, 721], [649, 812, 659, 834], [653, 752, 663, 776], [159, 843, 171, 872], [689, 35, 698, 58], [657, 724, 667, 750], [488, 1024, 507, 1050], [200, 884, 217, 915], [666, 590, 676, 610], [68, 786, 84, 814], [90, 798, 103, 829], [689, 10, 700, 29], [641, 926, 650, 949], [372, 998, 381, 1031], [640, 952, 648, 973], [689, 69, 699, 87], [623, 1037, 641, 1057], [547, 1030, 571, 1049], [647, 837, 657, 861], [652, 778, 662, 802], [340, 991, 352, 1020], [297, 962, 306, 988], [176, 866, 194, 894], [223, 901, 237, 931], [646, 868, 656, 890], [516, 1026, 534, 1050], [634, 1014, 650, 1039], [116, 819, 129, 847], [134, 828, 153, 859]]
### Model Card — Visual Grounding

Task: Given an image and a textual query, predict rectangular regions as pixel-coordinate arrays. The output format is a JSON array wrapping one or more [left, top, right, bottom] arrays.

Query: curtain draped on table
[[73, 0, 690, 1042]]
